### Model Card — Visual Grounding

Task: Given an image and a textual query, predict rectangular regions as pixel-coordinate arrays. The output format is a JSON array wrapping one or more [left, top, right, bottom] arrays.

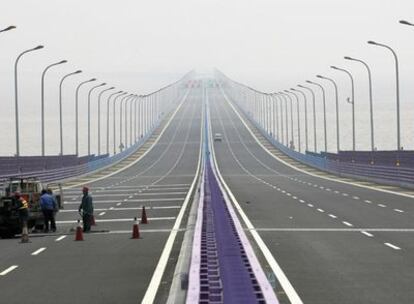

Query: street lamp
[[331, 65, 356, 151], [113, 92, 127, 154], [298, 85, 317, 152], [106, 91, 123, 155], [306, 80, 328, 152], [0, 25, 16, 33], [59, 70, 82, 155], [14, 45, 44, 156], [40, 60, 67, 156], [399, 20, 414, 26], [280, 92, 294, 150], [286, 90, 301, 153], [292, 88, 309, 152], [279, 92, 289, 146], [88, 83, 106, 156], [317, 75, 340, 152], [367, 40, 401, 150], [273, 93, 283, 144], [97, 86, 115, 155], [271, 93, 280, 142], [120, 94, 133, 152], [344, 56, 375, 151], [75, 78, 96, 155]]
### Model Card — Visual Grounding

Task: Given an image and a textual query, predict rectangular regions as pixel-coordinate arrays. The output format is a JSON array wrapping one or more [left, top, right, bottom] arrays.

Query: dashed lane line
[[328, 214, 337, 219], [342, 221, 353, 227], [361, 231, 374, 237], [55, 235, 67, 242], [384, 243, 401, 250], [0, 266, 18, 276], [31, 248, 46, 256], [99, 212, 106, 216], [394, 209, 404, 213], [56, 217, 175, 224]]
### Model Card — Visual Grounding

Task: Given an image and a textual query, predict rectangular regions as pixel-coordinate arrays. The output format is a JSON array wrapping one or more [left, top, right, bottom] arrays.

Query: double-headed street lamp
[[97, 86, 115, 155], [40, 60, 67, 156], [367, 40, 401, 150], [14, 45, 44, 156], [317, 75, 340, 152], [344, 56, 375, 151], [331, 65, 356, 151], [59, 70, 82, 155], [306, 80, 328, 152], [75, 78, 96, 155], [88, 83, 106, 156]]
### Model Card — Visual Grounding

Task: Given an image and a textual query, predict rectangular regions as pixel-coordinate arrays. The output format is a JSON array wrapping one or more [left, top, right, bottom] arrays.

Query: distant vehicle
[[214, 133, 223, 142], [0, 178, 62, 238]]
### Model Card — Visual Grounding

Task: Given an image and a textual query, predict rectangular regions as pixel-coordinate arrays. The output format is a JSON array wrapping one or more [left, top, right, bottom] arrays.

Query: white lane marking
[[99, 212, 106, 216], [378, 204, 387, 208], [307, 204, 314, 208], [334, 190, 340, 194], [364, 200, 372, 204], [384, 243, 401, 250], [55, 235, 67, 242], [361, 231, 373, 237], [342, 193, 349, 197], [0, 265, 18, 276], [286, 193, 291, 196], [299, 199, 305, 203], [254, 227, 414, 232], [317, 208, 324, 213], [292, 196, 297, 200], [326, 188, 331, 191], [328, 214, 337, 219], [352, 196, 360, 200], [109, 207, 114, 210], [342, 221, 353, 227], [116, 203, 122, 206], [31, 248, 46, 256], [394, 209, 404, 213], [56, 217, 175, 224]]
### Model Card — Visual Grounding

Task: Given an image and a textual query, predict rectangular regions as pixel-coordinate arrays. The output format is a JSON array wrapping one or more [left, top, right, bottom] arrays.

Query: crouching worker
[[78, 187, 94, 232]]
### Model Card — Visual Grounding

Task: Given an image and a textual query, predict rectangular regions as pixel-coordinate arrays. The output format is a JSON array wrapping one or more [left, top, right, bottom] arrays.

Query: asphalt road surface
[[209, 87, 414, 304], [0, 87, 202, 304]]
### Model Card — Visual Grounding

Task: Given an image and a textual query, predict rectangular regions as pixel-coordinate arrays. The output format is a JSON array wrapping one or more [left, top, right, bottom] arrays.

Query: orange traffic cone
[[131, 217, 140, 239], [75, 219, 84, 241], [21, 222, 30, 243], [141, 206, 148, 224], [91, 215, 96, 226]]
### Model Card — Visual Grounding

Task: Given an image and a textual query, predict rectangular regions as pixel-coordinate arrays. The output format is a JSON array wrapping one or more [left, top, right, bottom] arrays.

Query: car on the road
[[214, 133, 223, 142]]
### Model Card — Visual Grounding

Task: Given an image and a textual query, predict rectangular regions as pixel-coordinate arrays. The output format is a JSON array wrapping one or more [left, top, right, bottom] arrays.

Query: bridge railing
[[216, 70, 414, 189]]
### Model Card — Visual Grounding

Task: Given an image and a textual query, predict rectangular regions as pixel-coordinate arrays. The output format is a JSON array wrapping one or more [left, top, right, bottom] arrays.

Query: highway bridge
[[1, 74, 414, 304]]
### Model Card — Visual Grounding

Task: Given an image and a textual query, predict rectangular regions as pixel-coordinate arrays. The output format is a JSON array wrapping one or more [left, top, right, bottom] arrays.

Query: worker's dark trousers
[[42, 210, 56, 232], [82, 214, 92, 232]]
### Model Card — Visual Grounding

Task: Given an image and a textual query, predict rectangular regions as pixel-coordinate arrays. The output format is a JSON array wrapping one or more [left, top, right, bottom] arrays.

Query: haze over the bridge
[[1, 0, 414, 155]]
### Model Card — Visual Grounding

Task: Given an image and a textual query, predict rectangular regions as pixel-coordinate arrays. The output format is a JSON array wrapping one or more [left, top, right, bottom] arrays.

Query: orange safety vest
[[19, 199, 28, 209]]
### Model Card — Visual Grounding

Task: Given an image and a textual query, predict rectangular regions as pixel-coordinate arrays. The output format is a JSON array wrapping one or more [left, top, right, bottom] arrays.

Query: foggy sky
[[1, 0, 414, 155]]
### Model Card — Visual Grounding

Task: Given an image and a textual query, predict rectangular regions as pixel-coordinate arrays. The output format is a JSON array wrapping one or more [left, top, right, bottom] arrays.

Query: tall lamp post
[[75, 78, 96, 155], [298, 85, 317, 152], [306, 80, 328, 152], [97, 86, 114, 155], [120, 94, 133, 152], [281, 92, 294, 150], [14, 45, 44, 156], [344, 56, 375, 151], [331, 65, 356, 151], [113, 92, 127, 154], [286, 90, 301, 152], [292, 88, 309, 152], [88, 83, 106, 156], [367, 40, 401, 150], [106, 91, 123, 155], [40, 60, 67, 156], [59, 70, 82, 155]]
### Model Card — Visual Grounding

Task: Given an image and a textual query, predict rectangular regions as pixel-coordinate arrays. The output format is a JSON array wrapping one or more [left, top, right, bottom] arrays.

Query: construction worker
[[14, 192, 29, 230], [40, 189, 57, 232], [78, 187, 93, 232]]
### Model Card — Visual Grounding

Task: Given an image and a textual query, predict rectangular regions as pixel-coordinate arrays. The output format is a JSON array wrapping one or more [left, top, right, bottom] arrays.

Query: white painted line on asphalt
[[31, 248, 46, 256], [326, 188, 331, 191], [353, 196, 360, 200], [361, 231, 373, 237], [116, 202, 122, 206], [334, 190, 340, 194], [292, 196, 297, 200], [99, 212, 106, 216], [384, 243, 401, 250], [378, 204, 387, 208], [0, 265, 18, 276], [364, 200, 372, 204], [299, 199, 305, 203], [342, 221, 353, 227], [55, 235, 67, 242], [307, 204, 314, 207], [109, 207, 114, 210], [317, 208, 324, 213], [394, 209, 404, 213], [286, 193, 291, 196], [319, 186, 324, 189], [342, 193, 349, 197], [328, 214, 337, 219], [56, 217, 175, 224]]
